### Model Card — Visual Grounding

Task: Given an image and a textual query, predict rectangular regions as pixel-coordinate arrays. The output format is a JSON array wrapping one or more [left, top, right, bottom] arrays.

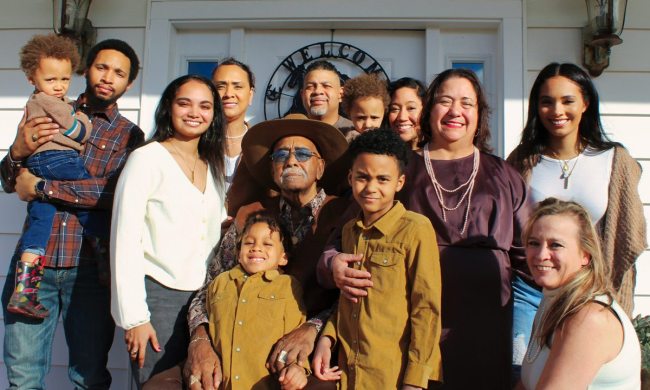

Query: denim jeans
[[2, 255, 115, 389], [511, 274, 543, 384], [20, 150, 108, 255]]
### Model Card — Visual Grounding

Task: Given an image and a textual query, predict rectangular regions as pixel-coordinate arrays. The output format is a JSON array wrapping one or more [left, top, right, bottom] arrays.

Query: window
[[187, 61, 218, 78], [451, 62, 484, 84]]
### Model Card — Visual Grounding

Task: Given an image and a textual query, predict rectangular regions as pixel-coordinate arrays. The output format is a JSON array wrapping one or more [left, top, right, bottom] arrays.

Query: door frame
[[143, 0, 525, 156]]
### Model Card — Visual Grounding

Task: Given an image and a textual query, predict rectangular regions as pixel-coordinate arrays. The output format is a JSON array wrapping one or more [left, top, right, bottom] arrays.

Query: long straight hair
[[522, 198, 613, 347], [150, 74, 226, 190], [509, 63, 619, 173]]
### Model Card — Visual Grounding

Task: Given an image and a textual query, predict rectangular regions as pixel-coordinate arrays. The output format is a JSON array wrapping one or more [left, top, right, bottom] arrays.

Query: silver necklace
[[423, 144, 480, 235]]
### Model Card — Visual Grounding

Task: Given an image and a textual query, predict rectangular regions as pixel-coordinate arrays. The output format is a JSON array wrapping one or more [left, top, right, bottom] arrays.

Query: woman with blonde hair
[[518, 198, 641, 389]]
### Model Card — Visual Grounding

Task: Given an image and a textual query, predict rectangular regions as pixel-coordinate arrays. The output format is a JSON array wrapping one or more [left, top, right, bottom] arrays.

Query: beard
[[85, 76, 125, 109], [308, 105, 328, 117]]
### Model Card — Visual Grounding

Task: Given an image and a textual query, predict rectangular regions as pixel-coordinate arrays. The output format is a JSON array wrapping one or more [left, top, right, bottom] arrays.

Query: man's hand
[[267, 323, 319, 373], [124, 322, 161, 369], [183, 326, 221, 390], [331, 253, 372, 303], [11, 111, 59, 161], [15, 169, 40, 202], [278, 364, 308, 390], [312, 336, 341, 382]]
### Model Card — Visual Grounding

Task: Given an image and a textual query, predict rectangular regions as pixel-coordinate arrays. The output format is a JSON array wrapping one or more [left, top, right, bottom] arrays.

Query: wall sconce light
[[583, 0, 627, 77], [53, 0, 97, 74]]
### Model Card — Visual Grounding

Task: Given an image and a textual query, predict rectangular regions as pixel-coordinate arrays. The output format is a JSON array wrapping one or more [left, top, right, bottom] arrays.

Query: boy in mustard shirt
[[312, 129, 443, 389], [207, 212, 308, 389]]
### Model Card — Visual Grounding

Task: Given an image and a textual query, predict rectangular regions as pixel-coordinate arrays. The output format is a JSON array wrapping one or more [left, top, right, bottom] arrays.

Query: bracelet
[[189, 336, 211, 345], [7, 147, 23, 169], [306, 318, 323, 333]]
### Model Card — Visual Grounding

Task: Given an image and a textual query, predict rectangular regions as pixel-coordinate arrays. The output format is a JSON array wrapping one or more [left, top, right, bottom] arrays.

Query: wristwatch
[[34, 180, 46, 200]]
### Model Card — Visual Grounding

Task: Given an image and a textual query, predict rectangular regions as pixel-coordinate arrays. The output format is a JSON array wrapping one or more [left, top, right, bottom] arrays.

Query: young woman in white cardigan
[[110, 74, 227, 386]]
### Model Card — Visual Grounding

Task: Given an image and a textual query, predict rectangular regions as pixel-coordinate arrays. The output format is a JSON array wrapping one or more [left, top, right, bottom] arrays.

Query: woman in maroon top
[[396, 69, 530, 389]]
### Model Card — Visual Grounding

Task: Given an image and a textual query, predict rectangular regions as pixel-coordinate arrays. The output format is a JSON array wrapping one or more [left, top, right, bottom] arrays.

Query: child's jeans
[[19, 150, 108, 255]]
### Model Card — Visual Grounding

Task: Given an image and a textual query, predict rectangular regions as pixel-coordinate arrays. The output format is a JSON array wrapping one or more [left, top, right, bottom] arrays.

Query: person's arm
[[184, 224, 240, 390], [312, 311, 341, 381], [40, 125, 144, 209], [1, 112, 58, 192], [535, 302, 623, 389], [509, 166, 533, 278], [403, 220, 442, 388], [109, 149, 152, 330], [278, 278, 311, 389]]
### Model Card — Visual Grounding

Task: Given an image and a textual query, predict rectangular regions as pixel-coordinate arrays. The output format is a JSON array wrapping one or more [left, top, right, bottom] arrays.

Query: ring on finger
[[130, 350, 138, 356], [277, 350, 288, 364], [189, 374, 200, 385], [31, 133, 38, 142]]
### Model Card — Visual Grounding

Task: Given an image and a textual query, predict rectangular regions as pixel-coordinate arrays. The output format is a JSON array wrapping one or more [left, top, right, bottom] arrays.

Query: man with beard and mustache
[[157, 114, 351, 390], [0, 39, 144, 389], [300, 61, 353, 131]]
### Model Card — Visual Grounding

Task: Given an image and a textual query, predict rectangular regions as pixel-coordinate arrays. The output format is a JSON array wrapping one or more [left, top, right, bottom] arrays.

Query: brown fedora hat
[[241, 114, 348, 190]]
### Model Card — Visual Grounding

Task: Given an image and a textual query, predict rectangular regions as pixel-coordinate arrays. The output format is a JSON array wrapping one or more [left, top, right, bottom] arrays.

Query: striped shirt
[[1, 94, 144, 267]]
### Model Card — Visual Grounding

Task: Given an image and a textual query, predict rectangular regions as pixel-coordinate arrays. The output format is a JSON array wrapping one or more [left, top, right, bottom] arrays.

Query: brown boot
[[7, 257, 49, 319]]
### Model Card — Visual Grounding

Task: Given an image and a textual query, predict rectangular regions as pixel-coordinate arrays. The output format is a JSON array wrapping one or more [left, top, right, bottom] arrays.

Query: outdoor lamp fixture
[[53, 0, 96, 74], [583, 0, 627, 77]]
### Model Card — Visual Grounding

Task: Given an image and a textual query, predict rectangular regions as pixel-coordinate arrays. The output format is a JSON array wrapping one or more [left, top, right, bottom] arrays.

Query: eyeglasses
[[270, 147, 321, 163]]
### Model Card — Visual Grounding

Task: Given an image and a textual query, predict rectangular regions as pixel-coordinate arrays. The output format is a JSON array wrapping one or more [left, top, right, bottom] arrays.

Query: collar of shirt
[[228, 264, 281, 282], [74, 93, 121, 123], [354, 201, 406, 236], [278, 188, 327, 244]]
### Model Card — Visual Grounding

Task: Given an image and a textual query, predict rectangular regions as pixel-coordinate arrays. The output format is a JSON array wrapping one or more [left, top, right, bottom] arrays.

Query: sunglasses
[[270, 147, 321, 163]]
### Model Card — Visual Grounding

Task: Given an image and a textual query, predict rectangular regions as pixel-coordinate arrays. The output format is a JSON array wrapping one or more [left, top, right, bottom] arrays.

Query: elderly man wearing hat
[[154, 114, 351, 390]]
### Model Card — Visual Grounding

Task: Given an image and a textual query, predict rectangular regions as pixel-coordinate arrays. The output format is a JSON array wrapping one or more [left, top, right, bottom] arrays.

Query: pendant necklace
[[423, 144, 480, 235], [551, 150, 582, 189], [169, 141, 199, 183]]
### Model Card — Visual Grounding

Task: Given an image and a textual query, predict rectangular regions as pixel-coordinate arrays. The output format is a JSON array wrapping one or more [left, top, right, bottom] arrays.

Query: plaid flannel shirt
[[0, 94, 144, 267]]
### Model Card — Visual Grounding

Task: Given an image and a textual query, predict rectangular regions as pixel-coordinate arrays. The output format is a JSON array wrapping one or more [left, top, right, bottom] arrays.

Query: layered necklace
[[169, 141, 199, 183], [548, 146, 583, 189], [423, 143, 480, 235]]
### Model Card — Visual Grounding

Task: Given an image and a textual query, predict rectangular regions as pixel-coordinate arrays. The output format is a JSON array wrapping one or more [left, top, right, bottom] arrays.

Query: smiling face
[[428, 76, 479, 150], [525, 214, 590, 290], [301, 69, 343, 122], [85, 49, 133, 106], [170, 79, 214, 140], [349, 97, 385, 133], [239, 222, 288, 274], [213, 64, 254, 123], [28, 57, 73, 99], [388, 87, 423, 145], [538, 75, 588, 144], [349, 152, 405, 226]]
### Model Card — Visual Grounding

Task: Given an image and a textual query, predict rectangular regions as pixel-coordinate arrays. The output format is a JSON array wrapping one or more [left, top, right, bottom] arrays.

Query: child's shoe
[[7, 257, 49, 319]]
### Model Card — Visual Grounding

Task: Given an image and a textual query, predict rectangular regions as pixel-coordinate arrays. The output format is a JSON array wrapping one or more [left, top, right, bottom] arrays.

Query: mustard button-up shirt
[[322, 201, 443, 389], [207, 265, 306, 390]]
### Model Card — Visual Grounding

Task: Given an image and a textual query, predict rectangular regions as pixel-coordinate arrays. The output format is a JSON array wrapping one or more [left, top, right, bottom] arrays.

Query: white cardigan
[[110, 142, 226, 330]]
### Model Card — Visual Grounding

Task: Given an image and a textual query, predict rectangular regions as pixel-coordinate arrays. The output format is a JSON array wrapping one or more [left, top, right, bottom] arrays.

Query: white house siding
[[525, 0, 650, 317], [0, 0, 647, 388]]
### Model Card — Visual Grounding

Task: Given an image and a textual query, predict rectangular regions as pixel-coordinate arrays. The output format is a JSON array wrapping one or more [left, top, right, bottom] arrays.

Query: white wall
[[525, 0, 650, 316]]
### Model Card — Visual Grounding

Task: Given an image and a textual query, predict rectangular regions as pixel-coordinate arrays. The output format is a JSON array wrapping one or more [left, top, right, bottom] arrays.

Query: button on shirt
[[207, 265, 307, 390], [322, 201, 443, 389]]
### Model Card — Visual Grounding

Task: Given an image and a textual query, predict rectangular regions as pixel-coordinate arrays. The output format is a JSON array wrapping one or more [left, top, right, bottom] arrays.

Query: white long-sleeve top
[[110, 142, 226, 330]]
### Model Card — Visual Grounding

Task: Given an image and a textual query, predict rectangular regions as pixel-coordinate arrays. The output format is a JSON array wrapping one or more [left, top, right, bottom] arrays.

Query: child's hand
[[311, 336, 341, 381], [278, 364, 308, 390]]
